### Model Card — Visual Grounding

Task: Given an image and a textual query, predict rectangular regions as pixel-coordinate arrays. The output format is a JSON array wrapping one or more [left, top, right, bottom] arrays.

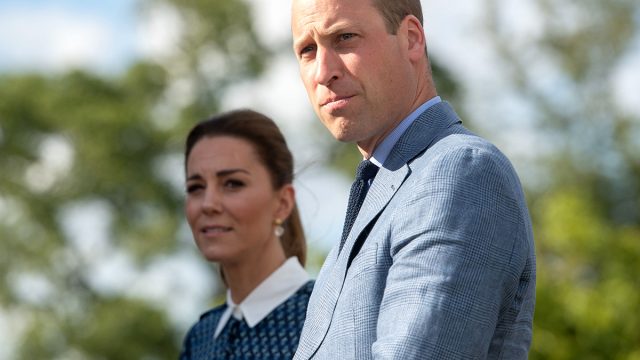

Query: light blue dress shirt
[[370, 96, 442, 167]]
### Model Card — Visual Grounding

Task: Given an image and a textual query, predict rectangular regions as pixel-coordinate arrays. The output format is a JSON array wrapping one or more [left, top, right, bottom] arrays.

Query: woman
[[180, 109, 313, 359]]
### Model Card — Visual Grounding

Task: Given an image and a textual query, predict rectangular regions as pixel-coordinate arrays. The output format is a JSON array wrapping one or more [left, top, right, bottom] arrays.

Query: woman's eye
[[224, 179, 245, 189], [186, 184, 203, 194]]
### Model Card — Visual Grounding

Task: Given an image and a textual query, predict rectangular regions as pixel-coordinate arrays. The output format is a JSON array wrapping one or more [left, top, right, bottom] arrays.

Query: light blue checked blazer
[[294, 102, 536, 359]]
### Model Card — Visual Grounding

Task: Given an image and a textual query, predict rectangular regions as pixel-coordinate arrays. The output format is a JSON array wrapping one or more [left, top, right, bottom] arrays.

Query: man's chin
[[320, 119, 357, 142], [329, 128, 358, 143]]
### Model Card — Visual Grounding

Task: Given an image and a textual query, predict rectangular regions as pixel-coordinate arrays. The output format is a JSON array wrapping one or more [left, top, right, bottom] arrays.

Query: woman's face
[[185, 136, 293, 265]]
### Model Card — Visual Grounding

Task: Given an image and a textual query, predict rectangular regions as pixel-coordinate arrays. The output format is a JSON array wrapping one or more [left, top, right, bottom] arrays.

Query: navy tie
[[339, 160, 379, 251]]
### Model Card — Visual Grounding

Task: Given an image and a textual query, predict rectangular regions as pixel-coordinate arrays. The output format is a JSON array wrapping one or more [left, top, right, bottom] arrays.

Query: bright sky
[[0, 0, 638, 356]]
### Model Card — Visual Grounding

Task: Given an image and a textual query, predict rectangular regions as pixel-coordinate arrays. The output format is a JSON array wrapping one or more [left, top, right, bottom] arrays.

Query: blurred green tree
[[0, 0, 269, 358], [482, 0, 640, 357]]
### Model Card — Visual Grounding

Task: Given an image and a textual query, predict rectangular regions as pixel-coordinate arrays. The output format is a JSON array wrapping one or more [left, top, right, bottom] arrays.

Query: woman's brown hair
[[185, 109, 306, 266]]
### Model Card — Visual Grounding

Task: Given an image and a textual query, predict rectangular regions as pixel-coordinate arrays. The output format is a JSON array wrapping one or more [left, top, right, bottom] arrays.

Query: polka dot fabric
[[180, 280, 314, 359]]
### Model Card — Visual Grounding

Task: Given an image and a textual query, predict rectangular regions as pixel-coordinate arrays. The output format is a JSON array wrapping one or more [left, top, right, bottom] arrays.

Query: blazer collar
[[384, 101, 462, 170], [343, 101, 463, 255]]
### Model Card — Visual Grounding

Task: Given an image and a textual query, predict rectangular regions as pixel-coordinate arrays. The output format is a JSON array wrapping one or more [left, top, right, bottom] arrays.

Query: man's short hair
[[372, 0, 423, 34]]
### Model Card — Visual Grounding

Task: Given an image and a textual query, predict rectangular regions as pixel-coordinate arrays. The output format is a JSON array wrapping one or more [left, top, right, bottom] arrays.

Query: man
[[291, 0, 536, 358]]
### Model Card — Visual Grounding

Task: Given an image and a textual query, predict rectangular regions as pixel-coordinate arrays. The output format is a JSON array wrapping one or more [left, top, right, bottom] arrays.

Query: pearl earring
[[274, 219, 284, 237]]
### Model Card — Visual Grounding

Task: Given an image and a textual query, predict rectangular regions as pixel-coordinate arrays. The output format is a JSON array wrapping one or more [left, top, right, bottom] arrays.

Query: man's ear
[[402, 15, 427, 62]]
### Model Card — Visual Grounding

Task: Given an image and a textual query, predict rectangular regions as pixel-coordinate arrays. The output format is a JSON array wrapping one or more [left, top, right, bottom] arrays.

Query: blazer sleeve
[[372, 144, 532, 358]]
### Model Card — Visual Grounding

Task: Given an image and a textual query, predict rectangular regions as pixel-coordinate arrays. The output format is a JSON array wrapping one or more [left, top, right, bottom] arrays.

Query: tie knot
[[355, 160, 379, 181]]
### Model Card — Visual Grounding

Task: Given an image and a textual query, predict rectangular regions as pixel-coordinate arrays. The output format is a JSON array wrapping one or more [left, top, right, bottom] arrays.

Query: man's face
[[292, 0, 416, 153]]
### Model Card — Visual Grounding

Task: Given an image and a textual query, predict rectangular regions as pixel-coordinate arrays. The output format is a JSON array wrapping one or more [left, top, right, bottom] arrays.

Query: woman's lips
[[201, 225, 232, 235]]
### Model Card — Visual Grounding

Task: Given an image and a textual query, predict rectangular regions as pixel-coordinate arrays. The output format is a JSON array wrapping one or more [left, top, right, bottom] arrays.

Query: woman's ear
[[275, 184, 295, 221]]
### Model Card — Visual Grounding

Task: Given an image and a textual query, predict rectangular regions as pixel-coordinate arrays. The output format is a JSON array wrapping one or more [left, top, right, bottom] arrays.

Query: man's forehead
[[292, 0, 340, 23], [291, 0, 375, 35], [292, 0, 339, 12]]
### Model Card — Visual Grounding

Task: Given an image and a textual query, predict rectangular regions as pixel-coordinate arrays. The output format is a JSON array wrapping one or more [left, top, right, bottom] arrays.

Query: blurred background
[[0, 0, 639, 358]]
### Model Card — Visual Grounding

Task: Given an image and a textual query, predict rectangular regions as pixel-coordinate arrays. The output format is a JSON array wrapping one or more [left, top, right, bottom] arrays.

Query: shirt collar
[[370, 96, 442, 167], [213, 257, 310, 338]]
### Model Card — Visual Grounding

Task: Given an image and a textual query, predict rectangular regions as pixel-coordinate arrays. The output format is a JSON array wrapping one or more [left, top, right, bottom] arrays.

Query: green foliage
[[0, 0, 269, 358], [141, 0, 269, 122], [0, 66, 180, 262], [531, 188, 640, 358], [17, 298, 179, 360], [482, 0, 640, 357], [0, 67, 184, 358]]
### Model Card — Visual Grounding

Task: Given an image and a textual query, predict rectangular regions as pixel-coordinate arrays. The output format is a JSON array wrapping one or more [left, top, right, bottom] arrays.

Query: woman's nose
[[201, 188, 222, 214]]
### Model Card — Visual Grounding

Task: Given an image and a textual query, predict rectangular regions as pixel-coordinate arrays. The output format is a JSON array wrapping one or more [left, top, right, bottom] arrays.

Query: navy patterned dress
[[180, 280, 314, 359]]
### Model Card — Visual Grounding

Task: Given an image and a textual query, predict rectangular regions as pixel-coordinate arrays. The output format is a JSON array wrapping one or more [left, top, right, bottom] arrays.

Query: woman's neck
[[223, 244, 286, 304]]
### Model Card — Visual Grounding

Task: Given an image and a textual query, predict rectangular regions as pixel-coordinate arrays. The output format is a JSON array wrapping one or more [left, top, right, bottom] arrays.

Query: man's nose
[[314, 47, 341, 87]]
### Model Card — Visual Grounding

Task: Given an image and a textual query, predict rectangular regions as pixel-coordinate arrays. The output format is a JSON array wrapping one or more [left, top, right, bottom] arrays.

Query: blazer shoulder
[[407, 132, 527, 204], [416, 132, 515, 172]]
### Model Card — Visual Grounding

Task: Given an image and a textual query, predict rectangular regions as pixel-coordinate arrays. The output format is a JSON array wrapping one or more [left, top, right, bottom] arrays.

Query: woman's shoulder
[[198, 303, 226, 322], [181, 303, 226, 353], [296, 279, 315, 297], [186, 303, 226, 336], [278, 279, 315, 312], [252, 280, 314, 336]]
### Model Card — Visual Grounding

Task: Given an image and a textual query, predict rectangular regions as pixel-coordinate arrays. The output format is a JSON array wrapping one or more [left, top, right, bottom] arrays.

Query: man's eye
[[339, 33, 356, 41], [300, 45, 316, 56]]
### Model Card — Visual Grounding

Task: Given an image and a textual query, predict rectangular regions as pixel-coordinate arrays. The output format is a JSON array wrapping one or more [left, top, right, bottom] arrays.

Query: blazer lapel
[[295, 170, 409, 359], [342, 101, 463, 267], [341, 165, 408, 262]]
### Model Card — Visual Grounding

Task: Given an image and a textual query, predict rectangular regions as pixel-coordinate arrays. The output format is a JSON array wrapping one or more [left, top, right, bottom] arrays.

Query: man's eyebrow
[[293, 21, 356, 47], [323, 22, 353, 36]]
